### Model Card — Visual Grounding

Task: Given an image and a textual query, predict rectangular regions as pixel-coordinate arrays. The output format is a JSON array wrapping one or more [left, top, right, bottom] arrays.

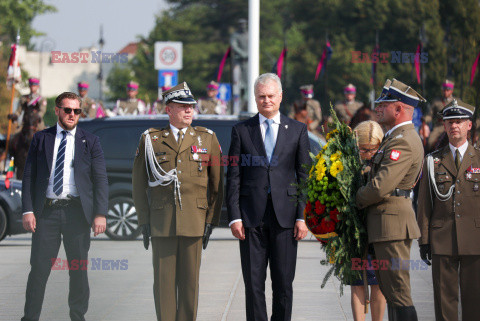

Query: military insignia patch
[[192, 146, 207, 153], [466, 172, 472, 180], [434, 157, 440, 164], [467, 165, 480, 173], [390, 150, 401, 161], [152, 135, 158, 141]]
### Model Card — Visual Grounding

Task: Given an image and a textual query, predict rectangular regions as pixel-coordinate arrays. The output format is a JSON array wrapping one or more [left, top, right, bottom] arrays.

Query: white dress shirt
[[449, 140, 468, 163], [169, 124, 188, 142], [46, 123, 79, 199]]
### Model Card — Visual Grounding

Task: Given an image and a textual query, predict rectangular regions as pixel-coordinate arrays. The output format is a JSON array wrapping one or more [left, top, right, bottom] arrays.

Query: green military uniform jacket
[[132, 125, 224, 237], [334, 100, 364, 124], [290, 99, 323, 133], [356, 123, 423, 243], [81, 96, 96, 118], [197, 98, 220, 114], [417, 143, 480, 255], [116, 98, 147, 115]]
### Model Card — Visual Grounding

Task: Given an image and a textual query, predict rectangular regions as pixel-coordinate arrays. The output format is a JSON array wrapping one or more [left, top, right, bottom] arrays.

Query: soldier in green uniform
[[289, 84, 323, 136], [113, 81, 147, 115], [334, 83, 364, 125], [77, 82, 97, 118], [9, 77, 47, 132], [132, 82, 224, 321], [356, 79, 426, 321], [417, 99, 480, 321], [196, 81, 226, 115], [426, 80, 455, 152], [151, 85, 171, 114]]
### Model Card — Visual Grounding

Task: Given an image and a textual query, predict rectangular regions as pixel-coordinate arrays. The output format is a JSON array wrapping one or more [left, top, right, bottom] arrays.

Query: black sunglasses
[[57, 106, 82, 115]]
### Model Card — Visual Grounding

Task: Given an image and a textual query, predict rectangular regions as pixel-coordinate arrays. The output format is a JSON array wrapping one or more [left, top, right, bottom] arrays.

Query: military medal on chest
[[192, 145, 207, 172]]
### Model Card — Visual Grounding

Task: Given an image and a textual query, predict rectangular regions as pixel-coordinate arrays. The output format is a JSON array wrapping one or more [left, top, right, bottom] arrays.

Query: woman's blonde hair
[[354, 120, 384, 146]]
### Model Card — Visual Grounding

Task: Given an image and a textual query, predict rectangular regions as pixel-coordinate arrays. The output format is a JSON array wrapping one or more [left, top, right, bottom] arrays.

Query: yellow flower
[[330, 160, 344, 177], [330, 151, 342, 162], [317, 156, 325, 164], [322, 142, 329, 150], [315, 162, 326, 181], [309, 165, 315, 178], [326, 129, 338, 140], [315, 152, 322, 160]]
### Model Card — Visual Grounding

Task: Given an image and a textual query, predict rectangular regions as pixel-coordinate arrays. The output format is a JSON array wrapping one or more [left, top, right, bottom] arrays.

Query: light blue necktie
[[53, 131, 67, 196], [264, 119, 276, 162]]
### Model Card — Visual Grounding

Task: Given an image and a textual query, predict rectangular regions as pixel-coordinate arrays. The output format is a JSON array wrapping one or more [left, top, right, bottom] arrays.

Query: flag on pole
[[314, 41, 332, 81], [470, 51, 480, 86], [216, 46, 231, 83], [272, 47, 287, 79], [7, 43, 21, 87], [5, 158, 14, 189], [414, 42, 422, 84], [371, 32, 379, 85]]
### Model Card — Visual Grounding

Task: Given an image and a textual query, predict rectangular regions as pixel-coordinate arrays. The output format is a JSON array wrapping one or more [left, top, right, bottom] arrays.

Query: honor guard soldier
[[114, 81, 147, 115], [132, 82, 224, 321], [77, 82, 97, 118], [196, 81, 227, 115], [417, 99, 480, 321], [151, 85, 171, 114], [290, 84, 323, 136], [9, 77, 47, 132], [356, 79, 426, 321], [334, 83, 364, 125], [426, 80, 455, 152]]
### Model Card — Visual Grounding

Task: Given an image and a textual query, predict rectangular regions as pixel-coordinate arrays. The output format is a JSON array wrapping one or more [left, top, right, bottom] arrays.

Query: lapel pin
[[164, 132, 169, 136], [190, 131, 194, 136], [152, 135, 158, 141], [285, 125, 288, 129], [82, 139, 86, 143]]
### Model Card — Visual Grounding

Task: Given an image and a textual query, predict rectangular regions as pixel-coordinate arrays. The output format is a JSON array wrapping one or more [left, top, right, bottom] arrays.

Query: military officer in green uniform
[[151, 85, 171, 114], [196, 81, 226, 115], [334, 83, 364, 125], [289, 84, 323, 136], [426, 80, 455, 152], [77, 81, 97, 118], [9, 77, 47, 132], [417, 99, 480, 321], [132, 82, 224, 321], [356, 79, 426, 321], [112, 81, 147, 115]]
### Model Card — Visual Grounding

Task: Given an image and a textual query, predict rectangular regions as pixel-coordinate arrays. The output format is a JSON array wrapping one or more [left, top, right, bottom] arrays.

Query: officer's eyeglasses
[[359, 148, 378, 154], [57, 106, 83, 115]]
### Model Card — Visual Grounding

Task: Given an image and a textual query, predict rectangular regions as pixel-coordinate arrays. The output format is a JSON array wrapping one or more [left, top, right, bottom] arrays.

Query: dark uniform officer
[[356, 79, 425, 321], [9, 77, 46, 132], [114, 81, 147, 115], [417, 99, 480, 321], [289, 84, 323, 136], [132, 82, 224, 321], [77, 82, 97, 118], [426, 80, 455, 152], [196, 81, 226, 115], [334, 83, 364, 125]]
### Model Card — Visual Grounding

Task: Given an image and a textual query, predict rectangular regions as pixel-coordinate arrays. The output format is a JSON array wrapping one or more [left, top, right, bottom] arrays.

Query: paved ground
[[0, 228, 435, 321]]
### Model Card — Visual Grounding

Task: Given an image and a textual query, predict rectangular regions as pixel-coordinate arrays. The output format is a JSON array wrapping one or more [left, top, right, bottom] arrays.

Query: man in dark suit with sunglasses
[[21, 92, 108, 321]]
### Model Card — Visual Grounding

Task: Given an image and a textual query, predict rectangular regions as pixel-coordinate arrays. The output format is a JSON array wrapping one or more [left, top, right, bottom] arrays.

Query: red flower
[[320, 217, 336, 233], [315, 201, 326, 215], [330, 208, 340, 223], [305, 201, 312, 214]]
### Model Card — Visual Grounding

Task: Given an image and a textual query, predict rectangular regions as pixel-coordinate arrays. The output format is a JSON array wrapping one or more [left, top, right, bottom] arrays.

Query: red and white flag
[[7, 43, 21, 87]]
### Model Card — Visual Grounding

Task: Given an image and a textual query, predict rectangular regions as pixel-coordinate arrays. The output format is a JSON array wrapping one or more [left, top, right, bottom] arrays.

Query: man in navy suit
[[227, 73, 310, 321], [21, 92, 108, 321]]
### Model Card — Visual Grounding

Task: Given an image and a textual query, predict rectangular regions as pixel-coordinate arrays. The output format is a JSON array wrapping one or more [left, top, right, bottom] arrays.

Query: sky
[[31, 0, 170, 53]]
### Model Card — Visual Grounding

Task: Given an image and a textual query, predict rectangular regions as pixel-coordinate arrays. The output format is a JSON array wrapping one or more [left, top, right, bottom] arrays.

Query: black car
[[0, 178, 25, 241], [72, 114, 322, 240]]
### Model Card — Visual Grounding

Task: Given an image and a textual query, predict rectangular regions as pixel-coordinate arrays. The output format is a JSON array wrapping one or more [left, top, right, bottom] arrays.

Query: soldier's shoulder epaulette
[[143, 127, 163, 136], [194, 126, 214, 135]]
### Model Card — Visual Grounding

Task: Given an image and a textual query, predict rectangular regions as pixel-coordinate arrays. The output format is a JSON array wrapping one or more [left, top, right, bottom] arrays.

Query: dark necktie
[[455, 149, 461, 171], [264, 119, 275, 161], [53, 131, 67, 196]]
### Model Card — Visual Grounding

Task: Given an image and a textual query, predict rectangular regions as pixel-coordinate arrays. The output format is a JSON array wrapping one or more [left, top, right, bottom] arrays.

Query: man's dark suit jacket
[[22, 125, 108, 224], [226, 113, 310, 228]]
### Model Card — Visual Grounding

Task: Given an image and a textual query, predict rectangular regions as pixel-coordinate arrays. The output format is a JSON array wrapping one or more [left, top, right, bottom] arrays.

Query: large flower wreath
[[303, 105, 368, 293]]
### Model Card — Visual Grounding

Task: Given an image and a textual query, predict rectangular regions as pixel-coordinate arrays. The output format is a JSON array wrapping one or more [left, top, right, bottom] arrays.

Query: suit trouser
[[22, 203, 91, 321], [240, 198, 298, 321], [373, 239, 413, 307], [432, 254, 480, 321], [151, 236, 202, 321]]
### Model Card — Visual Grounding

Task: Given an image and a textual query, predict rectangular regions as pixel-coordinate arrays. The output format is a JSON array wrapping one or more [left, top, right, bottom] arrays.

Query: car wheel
[[0, 206, 7, 241], [105, 196, 141, 240]]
